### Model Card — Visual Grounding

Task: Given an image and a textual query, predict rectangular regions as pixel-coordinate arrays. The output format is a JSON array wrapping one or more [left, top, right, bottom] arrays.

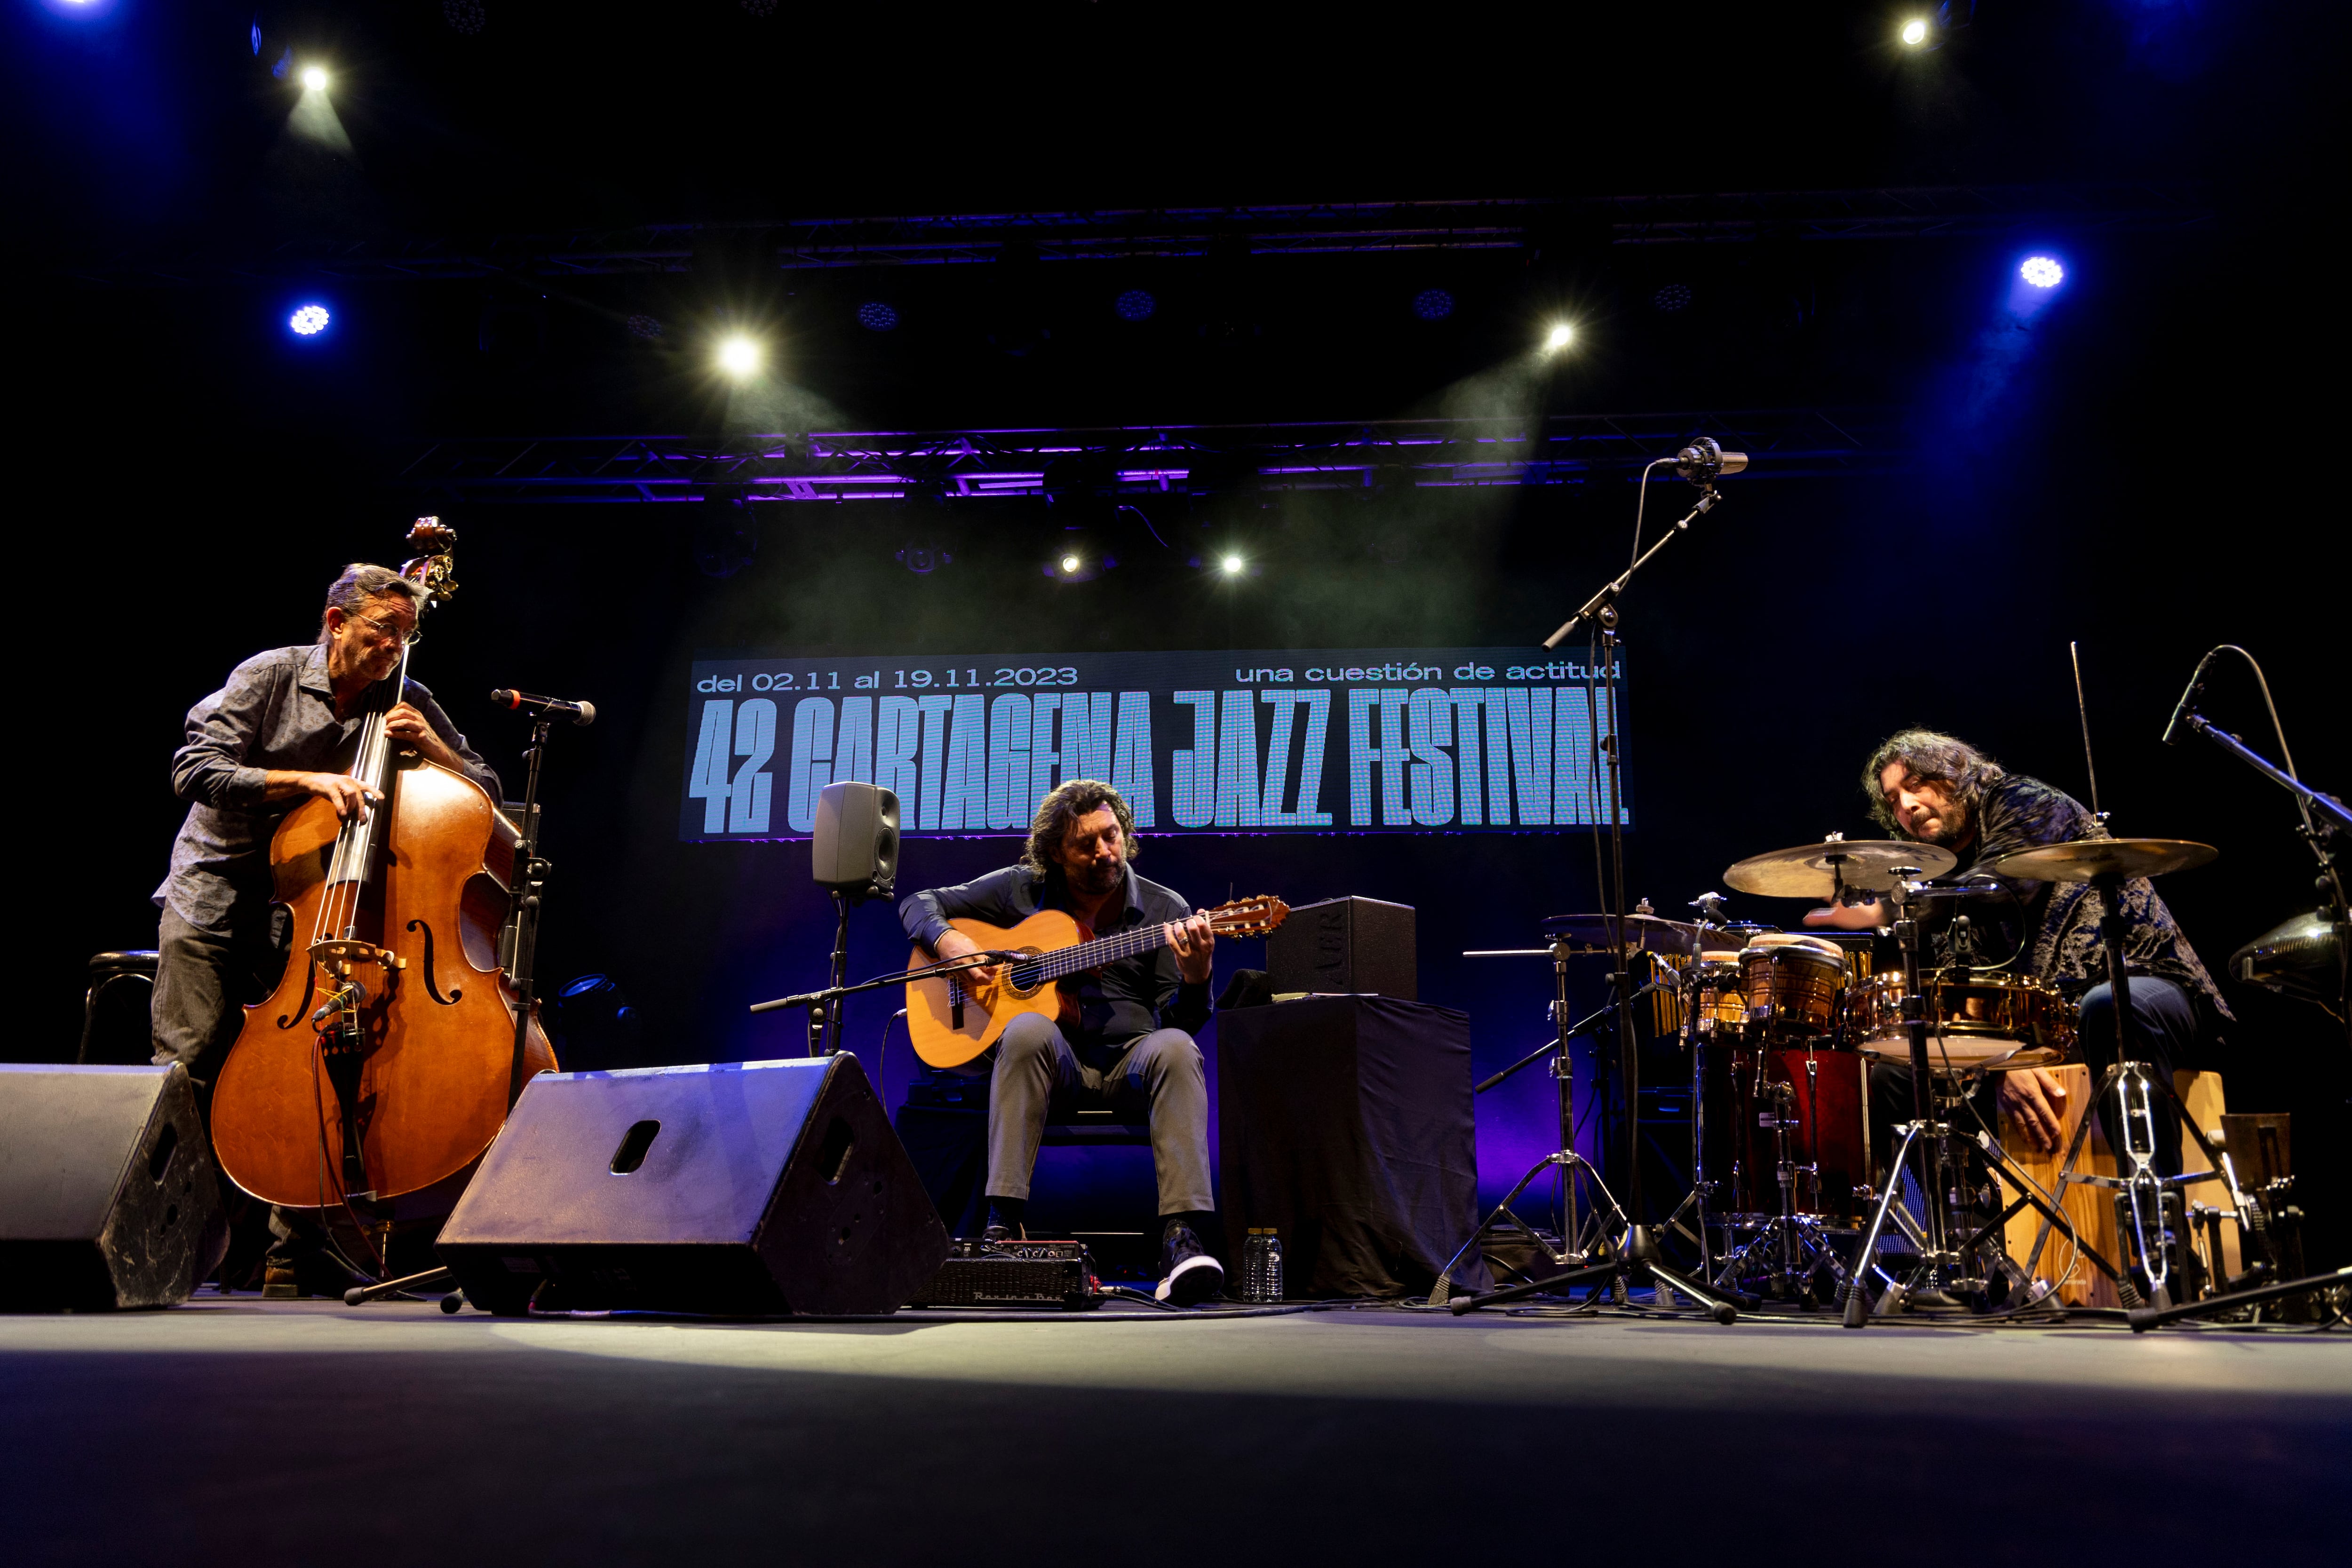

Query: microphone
[[1675, 437, 1749, 483], [2161, 652, 2215, 747], [491, 689, 596, 726]]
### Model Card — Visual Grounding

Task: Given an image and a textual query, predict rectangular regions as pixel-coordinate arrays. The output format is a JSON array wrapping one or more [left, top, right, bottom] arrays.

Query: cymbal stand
[[2021, 872, 2243, 1312], [1841, 873, 1971, 1322], [1843, 876, 2118, 1324]]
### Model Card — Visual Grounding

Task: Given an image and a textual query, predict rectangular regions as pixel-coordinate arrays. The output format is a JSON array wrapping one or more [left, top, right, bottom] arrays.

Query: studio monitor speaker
[[0, 1064, 227, 1310], [437, 1053, 948, 1316], [812, 780, 899, 899]]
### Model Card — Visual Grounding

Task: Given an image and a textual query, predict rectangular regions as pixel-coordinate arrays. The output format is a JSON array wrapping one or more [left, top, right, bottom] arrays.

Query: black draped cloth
[[1216, 996, 1489, 1299]]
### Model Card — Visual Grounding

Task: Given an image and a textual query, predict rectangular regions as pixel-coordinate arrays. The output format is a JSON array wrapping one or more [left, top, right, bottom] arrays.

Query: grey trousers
[[151, 905, 286, 1106], [968, 1013, 1214, 1215], [151, 905, 327, 1265]]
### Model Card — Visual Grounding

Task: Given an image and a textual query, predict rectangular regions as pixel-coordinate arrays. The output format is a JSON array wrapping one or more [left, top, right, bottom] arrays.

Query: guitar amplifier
[[1267, 895, 1416, 1001], [910, 1238, 1096, 1311]]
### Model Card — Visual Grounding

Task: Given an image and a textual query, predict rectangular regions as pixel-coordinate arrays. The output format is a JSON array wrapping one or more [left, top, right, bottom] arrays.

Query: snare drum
[[1740, 933, 1850, 1043], [1847, 973, 2076, 1070]]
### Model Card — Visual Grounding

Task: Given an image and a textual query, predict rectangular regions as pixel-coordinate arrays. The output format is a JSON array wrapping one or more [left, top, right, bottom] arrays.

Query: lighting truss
[[391, 408, 1902, 505], [71, 186, 2208, 285]]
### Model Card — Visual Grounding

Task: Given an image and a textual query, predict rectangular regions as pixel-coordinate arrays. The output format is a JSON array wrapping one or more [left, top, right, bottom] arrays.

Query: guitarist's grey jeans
[[971, 1012, 1214, 1214]]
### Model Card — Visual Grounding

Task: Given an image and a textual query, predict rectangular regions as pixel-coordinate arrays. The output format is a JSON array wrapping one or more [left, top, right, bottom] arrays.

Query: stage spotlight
[[1653, 283, 1692, 313], [1115, 289, 1157, 322], [1219, 553, 1246, 577], [1412, 288, 1455, 322], [2019, 255, 2065, 289], [625, 313, 664, 340], [300, 65, 328, 91], [288, 304, 331, 336], [858, 301, 900, 332], [716, 335, 763, 378], [1060, 552, 1083, 574], [1901, 17, 1929, 47], [1543, 322, 1575, 353]]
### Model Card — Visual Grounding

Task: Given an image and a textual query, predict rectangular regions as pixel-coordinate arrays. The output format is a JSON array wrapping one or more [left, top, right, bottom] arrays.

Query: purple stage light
[[1114, 288, 1156, 322], [288, 304, 331, 336], [858, 301, 900, 332], [1412, 288, 1454, 321], [2019, 255, 2064, 289]]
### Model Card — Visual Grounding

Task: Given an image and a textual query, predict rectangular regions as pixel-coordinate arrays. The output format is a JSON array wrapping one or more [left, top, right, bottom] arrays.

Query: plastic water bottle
[[1240, 1229, 1267, 1301], [1262, 1230, 1284, 1303]]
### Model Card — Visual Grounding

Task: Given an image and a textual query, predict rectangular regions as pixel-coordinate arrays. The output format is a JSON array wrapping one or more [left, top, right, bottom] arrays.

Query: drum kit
[[1452, 830, 2249, 1322]]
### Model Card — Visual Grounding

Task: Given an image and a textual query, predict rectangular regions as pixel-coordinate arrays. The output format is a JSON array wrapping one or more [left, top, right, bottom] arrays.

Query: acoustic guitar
[[905, 896, 1289, 1069]]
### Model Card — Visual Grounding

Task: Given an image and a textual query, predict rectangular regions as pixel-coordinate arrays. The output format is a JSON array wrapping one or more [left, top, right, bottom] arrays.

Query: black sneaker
[[1155, 1223, 1225, 1305]]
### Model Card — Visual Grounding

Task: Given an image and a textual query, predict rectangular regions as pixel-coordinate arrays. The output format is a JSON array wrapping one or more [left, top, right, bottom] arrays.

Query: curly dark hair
[[1022, 779, 1140, 877], [1861, 729, 2007, 838]]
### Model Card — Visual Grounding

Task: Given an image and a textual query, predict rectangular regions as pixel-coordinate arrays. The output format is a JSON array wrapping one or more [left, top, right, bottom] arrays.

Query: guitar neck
[[1022, 920, 1176, 984]]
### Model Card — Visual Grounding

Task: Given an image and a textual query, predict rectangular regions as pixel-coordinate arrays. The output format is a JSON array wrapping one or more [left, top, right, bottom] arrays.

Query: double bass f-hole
[[405, 918, 462, 1004], [277, 954, 319, 1030]]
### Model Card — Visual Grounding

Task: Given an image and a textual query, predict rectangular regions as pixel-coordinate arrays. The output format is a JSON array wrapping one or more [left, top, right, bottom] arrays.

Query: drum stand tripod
[[1842, 875, 2102, 1326], [1429, 939, 1652, 1306], [1706, 1042, 1853, 1306]]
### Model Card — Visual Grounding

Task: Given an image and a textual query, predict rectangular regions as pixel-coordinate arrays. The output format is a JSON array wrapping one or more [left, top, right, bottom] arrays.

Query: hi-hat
[[1723, 839, 1958, 899], [1540, 912, 1708, 956], [1982, 838, 2217, 883]]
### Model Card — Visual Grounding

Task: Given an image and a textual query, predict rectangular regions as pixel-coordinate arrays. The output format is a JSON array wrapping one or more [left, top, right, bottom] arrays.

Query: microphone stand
[[1451, 478, 1739, 1322], [747, 949, 1024, 1019]]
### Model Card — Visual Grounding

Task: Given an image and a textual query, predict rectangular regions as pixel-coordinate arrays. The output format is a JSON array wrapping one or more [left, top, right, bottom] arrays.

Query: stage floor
[[7, 1296, 2346, 1563]]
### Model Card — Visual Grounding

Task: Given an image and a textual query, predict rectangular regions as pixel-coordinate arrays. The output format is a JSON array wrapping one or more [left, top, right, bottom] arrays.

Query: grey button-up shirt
[[153, 644, 501, 935]]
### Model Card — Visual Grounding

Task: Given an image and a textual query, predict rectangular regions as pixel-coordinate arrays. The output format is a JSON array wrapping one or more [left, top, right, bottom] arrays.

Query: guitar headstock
[[1205, 894, 1289, 937]]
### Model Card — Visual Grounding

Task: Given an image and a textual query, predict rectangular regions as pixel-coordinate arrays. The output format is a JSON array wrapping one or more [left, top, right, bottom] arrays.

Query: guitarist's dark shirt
[[901, 862, 1214, 1050]]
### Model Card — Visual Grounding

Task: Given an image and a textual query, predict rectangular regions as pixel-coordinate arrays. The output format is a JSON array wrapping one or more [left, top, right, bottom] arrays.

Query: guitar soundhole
[[1004, 949, 1047, 998]]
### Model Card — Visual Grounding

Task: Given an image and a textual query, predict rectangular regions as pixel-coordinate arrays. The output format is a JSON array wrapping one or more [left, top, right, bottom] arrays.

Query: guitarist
[[900, 780, 1226, 1304]]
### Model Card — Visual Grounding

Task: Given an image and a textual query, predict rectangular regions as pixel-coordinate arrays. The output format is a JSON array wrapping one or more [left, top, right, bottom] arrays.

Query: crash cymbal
[[1983, 838, 2217, 883], [1722, 839, 1958, 899], [1540, 912, 1708, 956]]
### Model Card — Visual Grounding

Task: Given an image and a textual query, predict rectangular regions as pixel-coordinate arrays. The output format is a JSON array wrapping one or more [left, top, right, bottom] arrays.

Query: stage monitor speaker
[[0, 1064, 226, 1310], [1267, 895, 1417, 1001], [811, 780, 899, 900], [437, 1053, 948, 1316]]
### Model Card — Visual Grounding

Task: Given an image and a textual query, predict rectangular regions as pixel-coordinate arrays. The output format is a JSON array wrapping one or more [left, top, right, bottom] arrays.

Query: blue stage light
[[2019, 255, 2065, 289], [1115, 288, 1157, 322], [1412, 288, 1455, 321], [288, 304, 331, 336], [857, 301, 900, 332]]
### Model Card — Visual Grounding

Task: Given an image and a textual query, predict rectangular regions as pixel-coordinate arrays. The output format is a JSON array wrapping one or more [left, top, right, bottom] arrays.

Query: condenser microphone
[[2160, 652, 2215, 747], [491, 688, 597, 726], [1675, 437, 1749, 483]]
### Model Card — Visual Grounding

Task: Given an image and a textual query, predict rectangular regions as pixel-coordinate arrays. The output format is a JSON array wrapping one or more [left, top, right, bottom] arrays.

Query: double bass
[[209, 522, 556, 1256]]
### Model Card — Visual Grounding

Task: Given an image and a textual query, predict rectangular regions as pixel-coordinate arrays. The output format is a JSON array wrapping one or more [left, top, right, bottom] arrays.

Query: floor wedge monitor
[[437, 1053, 948, 1315], [0, 1063, 227, 1310]]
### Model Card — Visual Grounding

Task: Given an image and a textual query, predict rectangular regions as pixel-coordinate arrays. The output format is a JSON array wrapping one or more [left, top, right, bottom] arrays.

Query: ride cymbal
[[1982, 838, 2217, 883], [1722, 839, 1958, 899]]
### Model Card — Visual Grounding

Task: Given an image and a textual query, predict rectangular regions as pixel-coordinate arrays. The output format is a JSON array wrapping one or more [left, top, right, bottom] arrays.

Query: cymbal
[[1982, 838, 2217, 883], [1540, 912, 1708, 956], [1722, 840, 1958, 899]]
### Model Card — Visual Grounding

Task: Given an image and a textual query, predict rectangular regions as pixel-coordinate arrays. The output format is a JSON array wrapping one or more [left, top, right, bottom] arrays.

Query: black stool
[[79, 950, 159, 1066]]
